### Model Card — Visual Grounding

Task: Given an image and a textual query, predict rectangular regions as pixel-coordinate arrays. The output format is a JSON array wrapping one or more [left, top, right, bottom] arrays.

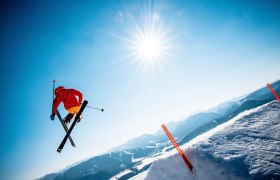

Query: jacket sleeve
[[73, 89, 83, 104], [52, 95, 62, 114]]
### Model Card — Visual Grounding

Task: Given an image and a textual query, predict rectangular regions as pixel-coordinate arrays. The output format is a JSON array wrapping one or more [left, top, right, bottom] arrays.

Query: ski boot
[[77, 115, 83, 123], [63, 113, 74, 125]]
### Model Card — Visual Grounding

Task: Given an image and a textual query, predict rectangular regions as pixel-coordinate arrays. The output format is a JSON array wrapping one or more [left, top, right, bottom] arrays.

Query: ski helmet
[[55, 86, 65, 95]]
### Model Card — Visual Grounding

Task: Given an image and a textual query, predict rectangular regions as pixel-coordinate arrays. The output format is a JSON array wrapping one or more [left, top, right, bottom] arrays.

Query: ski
[[57, 100, 88, 153], [55, 110, 76, 147]]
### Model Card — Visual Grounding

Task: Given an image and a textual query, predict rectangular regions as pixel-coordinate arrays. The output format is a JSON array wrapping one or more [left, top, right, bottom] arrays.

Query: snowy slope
[[146, 101, 280, 180]]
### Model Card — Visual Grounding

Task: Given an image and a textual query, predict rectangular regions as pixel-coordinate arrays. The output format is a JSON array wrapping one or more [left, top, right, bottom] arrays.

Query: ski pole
[[52, 80, 55, 111], [86, 105, 104, 112], [53, 80, 55, 98]]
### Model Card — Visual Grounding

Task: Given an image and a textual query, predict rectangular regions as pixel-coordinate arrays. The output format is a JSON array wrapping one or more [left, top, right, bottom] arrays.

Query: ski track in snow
[[146, 101, 280, 180]]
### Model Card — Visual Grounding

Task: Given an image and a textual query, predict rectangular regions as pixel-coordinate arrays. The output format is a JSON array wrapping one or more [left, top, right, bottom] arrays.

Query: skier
[[50, 86, 83, 125]]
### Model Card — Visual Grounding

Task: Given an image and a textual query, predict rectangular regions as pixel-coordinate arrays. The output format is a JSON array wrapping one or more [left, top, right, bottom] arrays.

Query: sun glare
[[115, 2, 176, 74], [134, 32, 165, 61], [124, 23, 171, 74]]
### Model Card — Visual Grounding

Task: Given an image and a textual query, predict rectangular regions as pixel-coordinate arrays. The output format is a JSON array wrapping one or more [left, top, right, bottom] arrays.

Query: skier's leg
[[68, 106, 83, 122]]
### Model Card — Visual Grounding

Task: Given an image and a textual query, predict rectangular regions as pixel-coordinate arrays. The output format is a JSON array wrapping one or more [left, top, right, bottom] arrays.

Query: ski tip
[[57, 149, 62, 153], [72, 145, 76, 147]]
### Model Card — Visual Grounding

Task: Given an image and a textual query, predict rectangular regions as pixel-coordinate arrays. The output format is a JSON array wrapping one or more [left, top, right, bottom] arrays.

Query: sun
[[133, 32, 165, 61], [125, 22, 171, 73], [114, 3, 174, 73]]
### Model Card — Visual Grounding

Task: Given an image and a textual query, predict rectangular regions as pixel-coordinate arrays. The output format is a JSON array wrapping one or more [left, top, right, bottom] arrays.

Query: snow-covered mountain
[[108, 134, 162, 153], [38, 81, 280, 180], [177, 80, 280, 146], [145, 100, 280, 180], [110, 80, 280, 153]]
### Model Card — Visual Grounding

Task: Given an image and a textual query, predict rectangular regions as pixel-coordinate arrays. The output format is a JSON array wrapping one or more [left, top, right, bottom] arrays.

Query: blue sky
[[0, 0, 280, 179]]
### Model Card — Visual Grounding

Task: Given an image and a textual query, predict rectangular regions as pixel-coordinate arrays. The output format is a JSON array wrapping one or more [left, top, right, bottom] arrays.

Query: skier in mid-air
[[50, 86, 83, 125]]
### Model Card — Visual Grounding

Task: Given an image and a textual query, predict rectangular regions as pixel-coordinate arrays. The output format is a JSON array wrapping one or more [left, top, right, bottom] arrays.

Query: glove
[[50, 114, 55, 120]]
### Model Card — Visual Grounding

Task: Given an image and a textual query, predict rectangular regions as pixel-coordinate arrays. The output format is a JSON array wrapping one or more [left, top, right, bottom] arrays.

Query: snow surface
[[111, 169, 133, 179], [145, 101, 280, 180], [129, 171, 148, 179]]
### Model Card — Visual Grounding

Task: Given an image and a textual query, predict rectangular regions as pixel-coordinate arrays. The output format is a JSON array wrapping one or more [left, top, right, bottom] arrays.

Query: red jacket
[[52, 89, 83, 114]]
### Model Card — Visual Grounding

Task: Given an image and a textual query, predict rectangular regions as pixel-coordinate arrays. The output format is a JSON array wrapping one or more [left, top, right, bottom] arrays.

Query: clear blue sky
[[0, 0, 279, 179]]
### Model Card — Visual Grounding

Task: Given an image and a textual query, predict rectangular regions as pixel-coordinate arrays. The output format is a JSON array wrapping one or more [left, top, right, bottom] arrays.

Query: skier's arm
[[74, 90, 83, 104], [52, 96, 62, 115]]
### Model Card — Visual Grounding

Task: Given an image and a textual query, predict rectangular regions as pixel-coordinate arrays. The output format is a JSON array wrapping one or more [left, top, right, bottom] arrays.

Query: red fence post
[[267, 83, 280, 101], [161, 124, 193, 172]]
